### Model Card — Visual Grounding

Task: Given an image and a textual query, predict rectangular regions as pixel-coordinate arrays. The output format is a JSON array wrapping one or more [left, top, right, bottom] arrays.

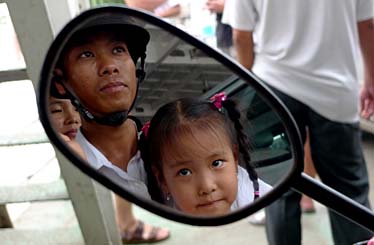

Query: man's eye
[[212, 160, 224, 168], [113, 46, 126, 54], [177, 168, 192, 176], [79, 51, 93, 58]]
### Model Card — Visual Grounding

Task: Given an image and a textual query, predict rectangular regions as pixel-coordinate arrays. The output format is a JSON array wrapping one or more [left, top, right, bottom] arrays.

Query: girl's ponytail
[[138, 126, 164, 203], [222, 99, 260, 199]]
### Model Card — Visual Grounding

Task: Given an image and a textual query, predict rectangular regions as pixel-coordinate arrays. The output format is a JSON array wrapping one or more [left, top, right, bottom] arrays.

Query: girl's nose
[[198, 173, 217, 196], [65, 108, 80, 125]]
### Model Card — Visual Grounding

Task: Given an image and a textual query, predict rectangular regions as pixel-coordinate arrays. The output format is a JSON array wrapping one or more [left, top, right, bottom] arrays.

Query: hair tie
[[141, 121, 151, 138], [254, 191, 260, 200], [210, 92, 227, 111]]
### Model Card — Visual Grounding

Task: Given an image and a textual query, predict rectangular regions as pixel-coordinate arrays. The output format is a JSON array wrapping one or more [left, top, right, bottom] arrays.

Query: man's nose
[[98, 55, 119, 76]]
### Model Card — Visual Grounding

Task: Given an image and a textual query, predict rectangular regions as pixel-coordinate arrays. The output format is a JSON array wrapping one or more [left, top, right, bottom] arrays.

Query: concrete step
[[0, 200, 84, 244], [0, 228, 84, 245], [0, 179, 68, 205]]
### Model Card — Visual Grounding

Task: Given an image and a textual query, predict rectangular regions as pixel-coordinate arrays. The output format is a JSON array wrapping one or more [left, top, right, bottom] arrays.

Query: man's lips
[[100, 82, 127, 93]]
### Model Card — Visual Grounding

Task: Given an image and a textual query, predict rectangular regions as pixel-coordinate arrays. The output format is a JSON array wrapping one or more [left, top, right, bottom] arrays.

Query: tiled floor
[[1, 135, 372, 245]]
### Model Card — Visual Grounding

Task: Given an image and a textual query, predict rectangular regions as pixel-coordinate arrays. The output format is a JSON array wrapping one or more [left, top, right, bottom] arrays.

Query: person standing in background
[[222, 0, 373, 244], [205, 0, 234, 56]]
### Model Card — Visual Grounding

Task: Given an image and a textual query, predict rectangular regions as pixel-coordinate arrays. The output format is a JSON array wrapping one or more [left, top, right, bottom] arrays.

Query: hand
[[205, 0, 225, 13], [360, 81, 374, 119], [125, 0, 166, 12], [59, 133, 87, 161]]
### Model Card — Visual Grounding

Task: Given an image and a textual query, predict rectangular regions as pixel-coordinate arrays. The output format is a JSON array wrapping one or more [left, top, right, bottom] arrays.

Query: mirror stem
[[292, 173, 373, 232]]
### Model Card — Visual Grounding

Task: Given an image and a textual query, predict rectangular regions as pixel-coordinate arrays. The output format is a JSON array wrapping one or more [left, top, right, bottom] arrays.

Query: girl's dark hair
[[139, 97, 259, 203]]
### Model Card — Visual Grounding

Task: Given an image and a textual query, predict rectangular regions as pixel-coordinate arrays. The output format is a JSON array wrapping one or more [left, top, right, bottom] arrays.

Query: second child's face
[[160, 129, 238, 217], [62, 31, 137, 117], [49, 97, 81, 140]]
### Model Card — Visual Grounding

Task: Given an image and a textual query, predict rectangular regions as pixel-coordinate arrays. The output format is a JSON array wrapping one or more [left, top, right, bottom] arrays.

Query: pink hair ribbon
[[210, 92, 227, 110], [141, 121, 151, 138]]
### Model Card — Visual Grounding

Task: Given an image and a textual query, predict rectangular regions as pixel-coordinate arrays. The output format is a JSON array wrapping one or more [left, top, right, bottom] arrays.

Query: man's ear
[[53, 68, 64, 81], [55, 82, 67, 95], [53, 68, 67, 95]]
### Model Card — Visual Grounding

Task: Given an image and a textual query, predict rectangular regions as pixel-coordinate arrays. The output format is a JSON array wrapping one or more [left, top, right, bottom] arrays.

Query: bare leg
[[114, 195, 137, 229], [301, 128, 316, 213]]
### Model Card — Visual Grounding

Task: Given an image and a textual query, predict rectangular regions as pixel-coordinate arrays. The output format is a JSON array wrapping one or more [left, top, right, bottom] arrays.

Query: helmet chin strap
[[60, 87, 128, 127], [90, 110, 129, 126], [59, 54, 146, 127]]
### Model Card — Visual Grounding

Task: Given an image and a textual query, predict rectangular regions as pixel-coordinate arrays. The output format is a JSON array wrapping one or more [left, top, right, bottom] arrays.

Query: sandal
[[248, 209, 266, 226], [121, 221, 170, 244]]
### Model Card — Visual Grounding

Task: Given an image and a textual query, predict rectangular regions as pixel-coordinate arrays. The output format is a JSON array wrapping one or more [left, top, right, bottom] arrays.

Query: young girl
[[140, 92, 271, 217], [48, 94, 86, 160]]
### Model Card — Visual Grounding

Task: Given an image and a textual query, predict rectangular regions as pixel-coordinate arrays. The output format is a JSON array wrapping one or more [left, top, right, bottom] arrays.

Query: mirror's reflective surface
[[42, 8, 294, 219]]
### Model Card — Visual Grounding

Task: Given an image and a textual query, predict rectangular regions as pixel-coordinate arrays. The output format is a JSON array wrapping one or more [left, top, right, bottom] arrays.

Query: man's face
[[62, 31, 137, 117]]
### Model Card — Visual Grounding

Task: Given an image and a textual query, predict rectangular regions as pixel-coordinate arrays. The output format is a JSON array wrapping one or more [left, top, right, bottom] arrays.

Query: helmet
[[63, 13, 150, 66]]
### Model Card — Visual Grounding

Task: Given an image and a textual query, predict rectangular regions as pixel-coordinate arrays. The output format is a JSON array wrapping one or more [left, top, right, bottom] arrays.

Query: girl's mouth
[[65, 129, 78, 139], [197, 199, 224, 208]]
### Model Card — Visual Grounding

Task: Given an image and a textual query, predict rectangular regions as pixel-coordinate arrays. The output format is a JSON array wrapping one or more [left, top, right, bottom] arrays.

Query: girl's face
[[160, 128, 238, 217], [49, 97, 81, 140]]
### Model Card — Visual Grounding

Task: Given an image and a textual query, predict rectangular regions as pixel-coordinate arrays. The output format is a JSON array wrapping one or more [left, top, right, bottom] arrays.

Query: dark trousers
[[265, 87, 372, 245]]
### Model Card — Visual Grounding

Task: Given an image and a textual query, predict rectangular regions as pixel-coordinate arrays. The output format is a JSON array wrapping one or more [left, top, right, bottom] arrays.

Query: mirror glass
[[39, 7, 297, 222]]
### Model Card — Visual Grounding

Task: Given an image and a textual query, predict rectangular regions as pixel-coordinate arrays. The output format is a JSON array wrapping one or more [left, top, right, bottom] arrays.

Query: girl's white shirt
[[231, 166, 272, 211]]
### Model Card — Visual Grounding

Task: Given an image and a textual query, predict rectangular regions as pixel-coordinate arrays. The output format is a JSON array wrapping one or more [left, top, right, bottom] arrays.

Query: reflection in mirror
[[45, 9, 293, 218], [48, 95, 86, 161]]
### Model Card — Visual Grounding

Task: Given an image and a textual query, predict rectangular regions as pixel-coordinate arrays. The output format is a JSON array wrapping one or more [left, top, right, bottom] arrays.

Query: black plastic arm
[[292, 173, 374, 232]]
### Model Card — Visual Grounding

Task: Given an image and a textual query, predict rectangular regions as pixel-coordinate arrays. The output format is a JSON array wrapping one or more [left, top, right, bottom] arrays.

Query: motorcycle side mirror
[[38, 6, 373, 230]]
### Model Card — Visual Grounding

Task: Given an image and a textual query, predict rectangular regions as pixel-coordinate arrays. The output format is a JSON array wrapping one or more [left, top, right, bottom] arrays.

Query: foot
[[121, 220, 170, 244], [248, 209, 266, 226], [301, 195, 316, 213]]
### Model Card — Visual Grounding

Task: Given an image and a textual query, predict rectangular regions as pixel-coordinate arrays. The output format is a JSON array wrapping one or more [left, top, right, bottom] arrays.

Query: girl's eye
[[49, 106, 63, 114], [51, 109, 63, 114], [212, 160, 224, 168], [113, 46, 126, 54], [177, 168, 192, 176], [79, 51, 93, 58]]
